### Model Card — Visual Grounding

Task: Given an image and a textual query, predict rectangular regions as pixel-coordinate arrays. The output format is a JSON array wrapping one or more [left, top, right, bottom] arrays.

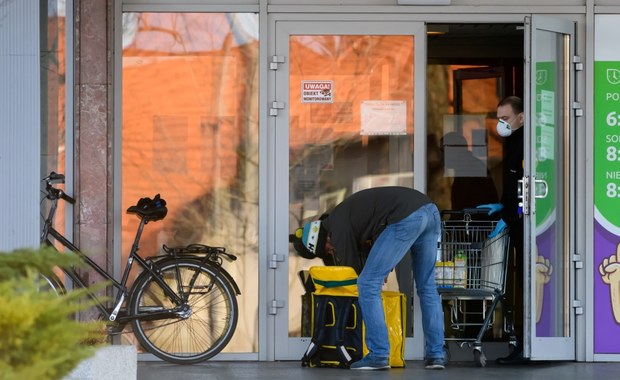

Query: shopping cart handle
[[441, 208, 491, 217], [464, 208, 494, 215]]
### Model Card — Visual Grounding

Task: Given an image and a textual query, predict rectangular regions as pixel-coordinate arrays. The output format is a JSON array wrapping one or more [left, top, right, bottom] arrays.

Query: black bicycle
[[39, 172, 240, 364]]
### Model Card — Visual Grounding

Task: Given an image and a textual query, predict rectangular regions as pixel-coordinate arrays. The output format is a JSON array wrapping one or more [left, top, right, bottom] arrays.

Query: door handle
[[534, 179, 549, 199], [519, 177, 529, 215]]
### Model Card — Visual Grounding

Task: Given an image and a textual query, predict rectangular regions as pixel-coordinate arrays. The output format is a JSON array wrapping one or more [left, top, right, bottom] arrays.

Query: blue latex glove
[[488, 219, 507, 238], [477, 203, 504, 215]]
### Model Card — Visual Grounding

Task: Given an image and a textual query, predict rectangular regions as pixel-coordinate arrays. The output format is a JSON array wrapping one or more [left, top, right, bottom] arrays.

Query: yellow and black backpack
[[300, 266, 407, 369], [301, 266, 363, 368]]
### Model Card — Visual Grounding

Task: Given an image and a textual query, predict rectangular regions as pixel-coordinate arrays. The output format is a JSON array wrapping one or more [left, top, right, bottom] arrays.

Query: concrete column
[[73, 0, 113, 282]]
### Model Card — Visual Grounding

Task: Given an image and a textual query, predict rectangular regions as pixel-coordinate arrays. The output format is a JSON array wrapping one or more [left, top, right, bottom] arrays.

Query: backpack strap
[[332, 297, 355, 367], [301, 294, 330, 367], [301, 295, 356, 368]]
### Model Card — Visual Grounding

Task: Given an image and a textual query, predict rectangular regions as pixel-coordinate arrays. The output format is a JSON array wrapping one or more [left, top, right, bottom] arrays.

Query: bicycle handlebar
[[43, 172, 76, 204], [58, 189, 76, 204], [45, 171, 65, 184]]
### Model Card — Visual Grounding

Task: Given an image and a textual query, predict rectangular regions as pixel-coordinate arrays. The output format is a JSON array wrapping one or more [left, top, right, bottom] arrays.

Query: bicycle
[[39, 172, 241, 364]]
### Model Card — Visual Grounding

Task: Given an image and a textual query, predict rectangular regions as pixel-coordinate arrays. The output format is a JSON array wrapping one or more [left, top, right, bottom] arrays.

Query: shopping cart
[[435, 209, 514, 367]]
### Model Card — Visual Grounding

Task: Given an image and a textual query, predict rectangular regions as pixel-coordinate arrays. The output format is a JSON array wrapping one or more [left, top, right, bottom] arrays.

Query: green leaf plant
[[0, 247, 107, 380]]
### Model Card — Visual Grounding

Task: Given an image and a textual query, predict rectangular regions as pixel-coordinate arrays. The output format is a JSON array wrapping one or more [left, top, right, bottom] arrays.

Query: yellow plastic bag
[[308, 266, 359, 296], [363, 291, 406, 368]]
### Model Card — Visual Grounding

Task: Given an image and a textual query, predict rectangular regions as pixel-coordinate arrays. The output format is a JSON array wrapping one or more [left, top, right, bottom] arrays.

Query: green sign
[[594, 61, 620, 227]]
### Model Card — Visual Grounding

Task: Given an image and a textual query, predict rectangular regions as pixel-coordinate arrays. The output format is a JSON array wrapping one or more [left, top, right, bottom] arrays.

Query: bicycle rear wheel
[[129, 258, 238, 364]]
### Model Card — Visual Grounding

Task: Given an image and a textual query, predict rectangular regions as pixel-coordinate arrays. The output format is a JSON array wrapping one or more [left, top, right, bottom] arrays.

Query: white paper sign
[[360, 100, 407, 135]]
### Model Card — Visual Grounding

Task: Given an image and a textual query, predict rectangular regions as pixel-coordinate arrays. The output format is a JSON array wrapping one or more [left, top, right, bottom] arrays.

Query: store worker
[[478, 95, 527, 364], [290, 186, 446, 370]]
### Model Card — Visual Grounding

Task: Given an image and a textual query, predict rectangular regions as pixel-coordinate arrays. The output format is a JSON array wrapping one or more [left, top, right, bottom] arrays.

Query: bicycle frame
[[39, 173, 242, 364], [41, 183, 188, 325]]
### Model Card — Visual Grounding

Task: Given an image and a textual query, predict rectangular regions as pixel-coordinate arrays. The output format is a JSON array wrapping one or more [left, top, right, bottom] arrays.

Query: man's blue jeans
[[357, 203, 444, 360]]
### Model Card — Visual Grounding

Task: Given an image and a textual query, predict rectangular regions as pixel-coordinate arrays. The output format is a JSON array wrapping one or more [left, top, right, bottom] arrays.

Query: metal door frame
[[268, 14, 427, 360], [523, 15, 576, 361]]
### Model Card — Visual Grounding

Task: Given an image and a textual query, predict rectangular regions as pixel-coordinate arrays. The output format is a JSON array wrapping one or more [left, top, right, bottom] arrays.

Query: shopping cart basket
[[435, 209, 513, 367]]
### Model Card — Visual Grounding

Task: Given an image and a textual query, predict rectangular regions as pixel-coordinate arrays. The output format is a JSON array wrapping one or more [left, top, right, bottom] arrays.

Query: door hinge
[[573, 55, 583, 71], [270, 101, 285, 116], [572, 300, 584, 315], [573, 254, 583, 269], [573, 101, 583, 117], [269, 299, 285, 315], [270, 55, 285, 70], [269, 253, 285, 269]]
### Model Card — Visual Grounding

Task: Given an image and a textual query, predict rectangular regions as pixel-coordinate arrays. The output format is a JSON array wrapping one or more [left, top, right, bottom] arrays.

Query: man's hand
[[477, 203, 504, 215]]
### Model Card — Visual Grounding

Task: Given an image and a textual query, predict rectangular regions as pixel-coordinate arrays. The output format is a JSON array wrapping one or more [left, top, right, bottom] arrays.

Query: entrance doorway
[[426, 23, 525, 360], [426, 22, 523, 215], [425, 19, 576, 361]]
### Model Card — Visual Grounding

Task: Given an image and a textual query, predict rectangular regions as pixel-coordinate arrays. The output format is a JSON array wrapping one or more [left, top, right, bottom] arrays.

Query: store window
[[41, 0, 68, 237], [121, 12, 259, 354]]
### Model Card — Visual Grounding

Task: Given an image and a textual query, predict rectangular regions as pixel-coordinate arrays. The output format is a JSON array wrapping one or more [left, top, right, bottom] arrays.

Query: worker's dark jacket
[[322, 186, 432, 273], [500, 127, 524, 231]]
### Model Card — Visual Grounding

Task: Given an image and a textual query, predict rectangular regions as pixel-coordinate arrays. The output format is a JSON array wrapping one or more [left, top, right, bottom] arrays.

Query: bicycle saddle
[[127, 194, 168, 221]]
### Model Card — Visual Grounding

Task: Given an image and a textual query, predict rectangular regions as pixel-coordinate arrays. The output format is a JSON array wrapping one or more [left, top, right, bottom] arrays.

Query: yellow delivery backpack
[[300, 266, 406, 369], [301, 266, 363, 368]]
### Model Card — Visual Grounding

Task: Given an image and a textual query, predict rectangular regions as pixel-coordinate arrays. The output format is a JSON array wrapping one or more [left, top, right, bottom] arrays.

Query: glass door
[[524, 15, 575, 360], [272, 19, 426, 360]]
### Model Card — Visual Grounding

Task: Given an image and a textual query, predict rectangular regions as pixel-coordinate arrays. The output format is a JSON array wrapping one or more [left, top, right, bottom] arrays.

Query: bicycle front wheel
[[37, 272, 66, 296], [129, 258, 238, 364]]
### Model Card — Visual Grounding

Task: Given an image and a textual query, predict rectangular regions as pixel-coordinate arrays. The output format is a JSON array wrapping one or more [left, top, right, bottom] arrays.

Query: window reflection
[[41, 0, 67, 239], [287, 35, 415, 336], [426, 65, 503, 212], [122, 13, 259, 353]]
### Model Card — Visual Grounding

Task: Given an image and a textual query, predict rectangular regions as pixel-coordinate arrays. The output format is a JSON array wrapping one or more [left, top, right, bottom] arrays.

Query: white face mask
[[496, 119, 512, 137]]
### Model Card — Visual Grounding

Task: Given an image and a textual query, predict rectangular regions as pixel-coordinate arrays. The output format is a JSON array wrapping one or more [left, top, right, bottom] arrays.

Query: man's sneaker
[[424, 357, 445, 370], [350, 354, 390, 370]]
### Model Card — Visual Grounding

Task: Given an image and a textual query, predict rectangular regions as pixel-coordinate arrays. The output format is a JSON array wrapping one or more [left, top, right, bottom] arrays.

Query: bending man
[[291, 186, 446, 370]]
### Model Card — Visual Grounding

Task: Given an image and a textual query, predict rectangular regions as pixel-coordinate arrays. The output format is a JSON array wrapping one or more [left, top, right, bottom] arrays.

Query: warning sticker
[[301, 80, 333, 103]]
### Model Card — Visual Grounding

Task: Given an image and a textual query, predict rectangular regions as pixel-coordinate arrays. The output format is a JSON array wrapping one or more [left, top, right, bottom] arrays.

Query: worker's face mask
[[496, 119, 513, 137]]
